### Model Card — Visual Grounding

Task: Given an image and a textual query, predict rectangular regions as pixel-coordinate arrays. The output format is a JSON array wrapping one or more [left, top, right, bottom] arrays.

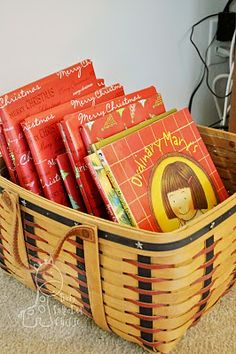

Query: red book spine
[[5, 125, 43, 194], [23, 120, 70, 206], [81, 93, 165, 152], [0, 60, 96, 193], [56, 153, 86, 212], [58, 121, 97, 214], [36, 159, 70, 206], [57, 121, 78, 177], [58, 84, 126, 215], [0, 124, 18, 184]]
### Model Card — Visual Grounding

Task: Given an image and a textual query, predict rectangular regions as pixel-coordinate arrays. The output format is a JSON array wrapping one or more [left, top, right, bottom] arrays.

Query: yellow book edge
[[97, 150, 138, 227], [86, 153, 131, 226], [91, 108, 177, 152]]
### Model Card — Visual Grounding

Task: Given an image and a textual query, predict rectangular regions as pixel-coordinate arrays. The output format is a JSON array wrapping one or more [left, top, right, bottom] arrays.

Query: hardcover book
[[0, 59, 97, 194], [86, 110, 176, 225], [0, 123, 18, 184], [62, 86, 159, 213], [92, 109, 177, 152], [85, 153, 131, 225], [22, 83, 124, 209], [96, 108, 229, 232], [80, 92, 165, 153], [63, 85, 158, 163]]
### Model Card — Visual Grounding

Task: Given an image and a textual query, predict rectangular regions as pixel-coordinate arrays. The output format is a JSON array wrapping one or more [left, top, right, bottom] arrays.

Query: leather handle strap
[[1, 189, 110, 332], [1, 189, 95, 272]]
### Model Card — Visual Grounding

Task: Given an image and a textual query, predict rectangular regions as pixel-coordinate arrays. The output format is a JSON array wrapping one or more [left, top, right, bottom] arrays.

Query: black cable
[[188, 68, 206, 112], [188, 31, 217, 112], [188, 12, 233, 113], [224, 0, 236, 12], [188, 13, 218, 112], [190, 13, 232, 99], [209, 119, 224, 127]]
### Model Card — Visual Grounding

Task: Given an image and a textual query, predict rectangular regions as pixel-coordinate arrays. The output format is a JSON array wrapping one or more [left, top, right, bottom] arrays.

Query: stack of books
[[0, 59, 229, 232]]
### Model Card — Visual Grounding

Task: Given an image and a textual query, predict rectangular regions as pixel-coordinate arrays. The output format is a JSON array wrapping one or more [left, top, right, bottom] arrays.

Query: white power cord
[[212, 73, 230, 120], [212, 29, 236, 126], [222, 59, 234, 126]]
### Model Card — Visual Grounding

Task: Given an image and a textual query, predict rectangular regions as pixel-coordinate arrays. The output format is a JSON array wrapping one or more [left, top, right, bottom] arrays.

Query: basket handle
[[1, 188, 110, 332], [1, 189, 96, 273]]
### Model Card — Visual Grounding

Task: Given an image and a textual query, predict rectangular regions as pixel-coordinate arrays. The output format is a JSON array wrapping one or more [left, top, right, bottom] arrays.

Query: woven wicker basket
[[0, 125, 235, 353]]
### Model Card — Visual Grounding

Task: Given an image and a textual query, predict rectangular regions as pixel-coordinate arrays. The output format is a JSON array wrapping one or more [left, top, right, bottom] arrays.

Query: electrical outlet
[[207, 19, 225, 66]]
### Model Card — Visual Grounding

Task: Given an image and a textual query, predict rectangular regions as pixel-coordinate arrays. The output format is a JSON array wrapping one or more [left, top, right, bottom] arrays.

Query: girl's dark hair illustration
[[161, 161, 208, 219]]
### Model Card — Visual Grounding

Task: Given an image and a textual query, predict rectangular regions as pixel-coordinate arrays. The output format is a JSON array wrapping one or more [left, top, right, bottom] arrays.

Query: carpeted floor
[[0, 270, 235, 354]]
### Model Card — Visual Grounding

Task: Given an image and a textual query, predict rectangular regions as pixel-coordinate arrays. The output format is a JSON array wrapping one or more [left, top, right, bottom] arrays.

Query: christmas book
[[95, 108, 229, 232], [0, 59, 97, 194], [62, 85, 158, 214], [86, 109, 176, 224], [0, 123, 18, 184], [22, 83, 123, 208], [80, 92, 165, 153]]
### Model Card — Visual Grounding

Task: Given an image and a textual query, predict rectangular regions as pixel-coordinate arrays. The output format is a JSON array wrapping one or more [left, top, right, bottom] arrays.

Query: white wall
[[0, 0, 232, 124]]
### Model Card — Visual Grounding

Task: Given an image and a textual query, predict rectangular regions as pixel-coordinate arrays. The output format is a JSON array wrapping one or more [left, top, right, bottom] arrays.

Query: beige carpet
[[0, 269, 235, 354]]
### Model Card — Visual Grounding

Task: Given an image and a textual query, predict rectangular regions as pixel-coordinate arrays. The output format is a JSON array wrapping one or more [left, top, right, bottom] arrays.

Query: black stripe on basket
[[0, 225, 7, 271], [0, 195, 9, 273], [18, 198, 77, 227], [99, 205, 236, 251], [194, 235, 214, 323], [138, 255, 153, 350], [7, 195, 236, 252], [76, 236, 91, 313], [0, 241, 9, 273], [21, 211, 46, 291]]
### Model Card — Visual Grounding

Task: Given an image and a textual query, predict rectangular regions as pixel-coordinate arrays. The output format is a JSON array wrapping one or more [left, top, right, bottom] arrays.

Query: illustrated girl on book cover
[[151, 155, 218, 232]]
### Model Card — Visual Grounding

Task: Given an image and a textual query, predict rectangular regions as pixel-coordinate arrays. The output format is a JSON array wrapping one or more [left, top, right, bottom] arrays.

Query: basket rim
[[0, 175, 235, 249]]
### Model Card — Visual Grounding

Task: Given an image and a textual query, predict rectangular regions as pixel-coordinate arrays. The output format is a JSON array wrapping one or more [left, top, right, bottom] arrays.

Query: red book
[[22, 83, 124, 208], [58, 121, 91, 212], [81, 92, 165, 152], [56, 153, 86, 211], [61, 86, 157, 210], [97, 108, 228, 232], [63, 86, 157, 160], [0, 59, 96, 194], [0, 124, 18, 184], [62, 86, 158, 214], [58, 121, 78, 180]]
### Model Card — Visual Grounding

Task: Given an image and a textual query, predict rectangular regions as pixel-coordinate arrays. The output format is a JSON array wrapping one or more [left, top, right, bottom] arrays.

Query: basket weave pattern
[[0, 125, 236, 353]]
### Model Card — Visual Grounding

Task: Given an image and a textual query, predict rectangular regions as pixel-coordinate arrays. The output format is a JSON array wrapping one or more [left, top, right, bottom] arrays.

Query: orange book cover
[[0, 59, 96, 193], [97, 108, 228, 232]]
